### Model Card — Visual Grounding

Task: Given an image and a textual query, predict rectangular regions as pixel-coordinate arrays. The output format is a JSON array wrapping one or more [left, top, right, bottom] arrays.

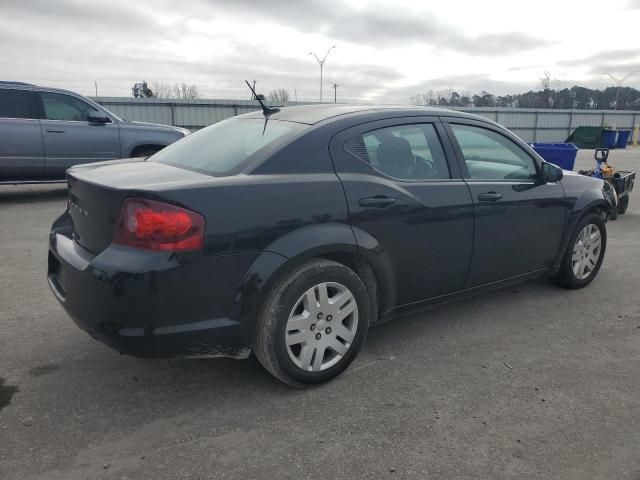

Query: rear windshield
[[150, 118, 303, 176]]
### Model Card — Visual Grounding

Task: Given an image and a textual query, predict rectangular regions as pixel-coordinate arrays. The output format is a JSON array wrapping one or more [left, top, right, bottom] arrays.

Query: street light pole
[[333, 83, 339, 103], [604, 72, 638, 110], [309, 46, 336, 103]]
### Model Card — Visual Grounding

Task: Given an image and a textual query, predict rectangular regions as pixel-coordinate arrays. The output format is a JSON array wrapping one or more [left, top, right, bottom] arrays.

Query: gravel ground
[[1, 148, 639, 480]]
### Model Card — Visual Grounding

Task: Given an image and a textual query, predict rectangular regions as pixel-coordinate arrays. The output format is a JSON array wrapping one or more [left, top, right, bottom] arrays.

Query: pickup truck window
[[0, 88, 38, 119], [41, 92, 99, 122]]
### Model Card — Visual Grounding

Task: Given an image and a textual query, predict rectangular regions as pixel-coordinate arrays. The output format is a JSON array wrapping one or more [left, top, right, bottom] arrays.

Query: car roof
[[0, 81, 34, 86], [237, 104, 492, 126], [0, 82, 75, 95]]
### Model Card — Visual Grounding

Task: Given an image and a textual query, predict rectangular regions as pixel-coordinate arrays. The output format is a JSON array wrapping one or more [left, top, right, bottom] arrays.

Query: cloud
[[588, 63, 640, 78], [2, 0, 158, 34], [0, 17, 399, 101], [393, 75, 538, 99], [2, 0, 628, 103], [558, 49, 640, 67], [186, 0, 551, 55]]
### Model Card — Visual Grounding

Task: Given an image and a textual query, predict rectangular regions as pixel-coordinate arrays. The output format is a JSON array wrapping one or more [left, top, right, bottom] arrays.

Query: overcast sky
[[2, 0, 640, 103]]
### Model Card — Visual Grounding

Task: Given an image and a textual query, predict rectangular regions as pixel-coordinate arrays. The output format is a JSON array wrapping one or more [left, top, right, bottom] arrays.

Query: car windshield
[[150, 118, 303, 176]]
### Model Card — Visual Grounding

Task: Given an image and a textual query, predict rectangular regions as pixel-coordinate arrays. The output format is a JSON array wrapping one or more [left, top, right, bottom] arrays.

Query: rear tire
[[617, 196, 629, 215], [554, 213, 606, 289], [254, 259, 370, 387]]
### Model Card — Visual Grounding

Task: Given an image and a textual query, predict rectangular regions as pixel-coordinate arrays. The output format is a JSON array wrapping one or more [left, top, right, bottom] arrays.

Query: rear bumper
[[48, 214, 258, 359]]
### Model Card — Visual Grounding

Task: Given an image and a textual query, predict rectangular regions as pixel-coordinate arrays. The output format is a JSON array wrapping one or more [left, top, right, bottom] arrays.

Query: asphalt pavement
[[1, 148, 639, 480]]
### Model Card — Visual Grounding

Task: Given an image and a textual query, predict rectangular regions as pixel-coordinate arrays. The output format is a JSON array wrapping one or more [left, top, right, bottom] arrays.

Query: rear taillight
[[113, 198, 204, 251]]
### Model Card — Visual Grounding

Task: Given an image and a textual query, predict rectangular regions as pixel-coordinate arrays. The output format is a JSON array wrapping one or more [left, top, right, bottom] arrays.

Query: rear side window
[[40, 92, 99, 121], [151, 118, 303, 176], [346, 124, 450, 180], [0, 89, 38, 119]]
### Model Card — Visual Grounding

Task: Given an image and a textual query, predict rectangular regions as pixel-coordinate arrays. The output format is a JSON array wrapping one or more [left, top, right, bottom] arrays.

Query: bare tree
[[173, 83, 199, 100], [410, 90, 437, 106], [410, 94, 422, 106], [267, 88, 290, 104], [151, 81, 173, 99], [149, 82, 199, 99]]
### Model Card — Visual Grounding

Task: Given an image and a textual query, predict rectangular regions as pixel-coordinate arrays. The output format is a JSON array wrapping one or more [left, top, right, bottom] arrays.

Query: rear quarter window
[[0, 89, 38, 119], [150, 118, 303, 176]]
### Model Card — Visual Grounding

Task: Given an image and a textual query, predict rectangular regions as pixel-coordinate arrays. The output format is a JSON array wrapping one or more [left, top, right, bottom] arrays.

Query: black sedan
[[48, 105, 615, 386]]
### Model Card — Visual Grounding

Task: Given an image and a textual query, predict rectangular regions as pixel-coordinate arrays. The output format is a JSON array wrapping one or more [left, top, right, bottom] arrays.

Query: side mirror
[[541, 162, 563, 183], [88, 110, 110, 124]]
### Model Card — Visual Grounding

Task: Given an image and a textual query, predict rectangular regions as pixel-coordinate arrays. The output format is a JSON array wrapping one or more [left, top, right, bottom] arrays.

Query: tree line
[[140, 78, 640, 110], [410, 85, 640, 110], [148, 81, 200, 99], [145, 82, 292, 103]]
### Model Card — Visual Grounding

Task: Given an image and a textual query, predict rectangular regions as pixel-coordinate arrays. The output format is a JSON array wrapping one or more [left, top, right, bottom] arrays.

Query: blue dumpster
[[602, 129, 618, 148], [529, 143, 579, 170], [616, 130, 632, 149]]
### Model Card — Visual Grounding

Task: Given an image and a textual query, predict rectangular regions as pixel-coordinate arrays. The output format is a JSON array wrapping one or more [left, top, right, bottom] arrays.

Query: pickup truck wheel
[[254, 259, 370, 387], [617, 196, 629, 215], [554, 213, 607, 289]]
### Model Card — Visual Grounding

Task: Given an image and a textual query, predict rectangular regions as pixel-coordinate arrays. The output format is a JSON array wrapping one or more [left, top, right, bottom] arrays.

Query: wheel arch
[[553, 194, 611, 269], [230, 223, 396, 341], [129, 143, 167, 157]]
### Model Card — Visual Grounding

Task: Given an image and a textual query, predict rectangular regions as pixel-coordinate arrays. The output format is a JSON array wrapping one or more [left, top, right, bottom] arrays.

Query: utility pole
[[94, 81, 98, 98], [309, 46, 336, 103], [332, 83, 339, 103], [604, 71, 638, 110], [250, 80, 258, 100]]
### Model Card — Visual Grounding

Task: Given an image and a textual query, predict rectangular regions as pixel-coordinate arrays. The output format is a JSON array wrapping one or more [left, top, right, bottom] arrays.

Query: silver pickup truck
[[0, 81, 189, 184]]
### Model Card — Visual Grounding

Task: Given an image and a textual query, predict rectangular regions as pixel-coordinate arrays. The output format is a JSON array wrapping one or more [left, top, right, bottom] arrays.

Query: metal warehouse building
[[96, 97, 640, 143]]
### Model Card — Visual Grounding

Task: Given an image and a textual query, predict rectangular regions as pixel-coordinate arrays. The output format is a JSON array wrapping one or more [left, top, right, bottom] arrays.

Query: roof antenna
[[245, 80, 280, 116]]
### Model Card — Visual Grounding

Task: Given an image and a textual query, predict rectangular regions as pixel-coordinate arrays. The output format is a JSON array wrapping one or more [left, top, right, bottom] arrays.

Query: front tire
[[254, 259, 370, 387], [554, 213, 607, 289]]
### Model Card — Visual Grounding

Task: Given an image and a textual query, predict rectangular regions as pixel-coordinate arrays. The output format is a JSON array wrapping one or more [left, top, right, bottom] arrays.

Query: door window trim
[[442, 119, 542, 183], [331, 116, 463, 182]]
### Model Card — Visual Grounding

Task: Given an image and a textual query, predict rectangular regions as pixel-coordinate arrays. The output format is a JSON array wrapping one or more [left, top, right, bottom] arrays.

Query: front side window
[[0, 89, 37, 119], [40, 92, 99, 122], [358, 124, 450, 180], [151, 118, 304, 176], [450, 124, 538, 181]]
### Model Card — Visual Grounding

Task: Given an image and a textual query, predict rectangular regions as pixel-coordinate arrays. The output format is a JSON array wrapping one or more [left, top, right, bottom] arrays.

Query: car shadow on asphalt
[[13, 275, 570, 433], [55, 277, 559, 398]]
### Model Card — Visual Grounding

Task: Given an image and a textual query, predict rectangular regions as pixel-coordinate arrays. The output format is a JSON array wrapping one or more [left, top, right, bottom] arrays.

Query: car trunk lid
[[66, 159, 212, 254]]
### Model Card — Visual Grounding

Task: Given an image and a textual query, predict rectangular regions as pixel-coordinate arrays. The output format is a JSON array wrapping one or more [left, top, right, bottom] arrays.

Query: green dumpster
[[566, 127, 604, 149]]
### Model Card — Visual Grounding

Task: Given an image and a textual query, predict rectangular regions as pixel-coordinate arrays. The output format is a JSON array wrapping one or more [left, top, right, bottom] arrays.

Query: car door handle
[[477, 192, 503, 202], [359, 196, 396, 208], [45, 129, 65, 133]]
